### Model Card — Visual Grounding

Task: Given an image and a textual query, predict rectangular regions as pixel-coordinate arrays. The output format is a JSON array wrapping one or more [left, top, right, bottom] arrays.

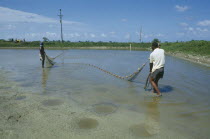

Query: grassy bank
[[0, 39, 210, 56]]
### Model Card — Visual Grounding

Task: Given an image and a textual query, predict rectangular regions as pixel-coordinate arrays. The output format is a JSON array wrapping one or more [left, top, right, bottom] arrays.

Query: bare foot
[[156, 93, 162, 97]]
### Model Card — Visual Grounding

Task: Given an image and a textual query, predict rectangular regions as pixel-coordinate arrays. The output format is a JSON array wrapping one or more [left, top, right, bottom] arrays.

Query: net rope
[[43, 51, 147, 81], [64, 62, 147, 81], [44, 51, 65, 68]]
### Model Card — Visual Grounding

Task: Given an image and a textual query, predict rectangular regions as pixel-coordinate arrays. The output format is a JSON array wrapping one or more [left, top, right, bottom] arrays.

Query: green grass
[[0, 39, 210, 56], [161, 40, 210, 56]]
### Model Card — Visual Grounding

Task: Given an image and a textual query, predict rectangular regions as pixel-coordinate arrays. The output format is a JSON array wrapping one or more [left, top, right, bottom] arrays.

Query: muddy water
[[0, 49, 210, 138]]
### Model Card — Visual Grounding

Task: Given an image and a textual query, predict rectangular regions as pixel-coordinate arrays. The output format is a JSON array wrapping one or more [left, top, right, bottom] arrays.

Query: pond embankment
[[166, 52, 210, 67]]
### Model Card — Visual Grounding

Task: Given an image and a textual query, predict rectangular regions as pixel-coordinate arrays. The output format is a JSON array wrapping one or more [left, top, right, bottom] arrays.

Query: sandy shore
[[166, 52, 210, 67]]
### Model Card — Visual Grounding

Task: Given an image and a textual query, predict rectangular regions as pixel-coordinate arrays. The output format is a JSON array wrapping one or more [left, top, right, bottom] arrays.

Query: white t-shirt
[[149, 48, 165, 73]]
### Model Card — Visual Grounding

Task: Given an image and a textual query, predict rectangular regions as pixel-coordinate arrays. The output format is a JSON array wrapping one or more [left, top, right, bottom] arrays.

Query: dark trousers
[[41, 54, 45, 68]]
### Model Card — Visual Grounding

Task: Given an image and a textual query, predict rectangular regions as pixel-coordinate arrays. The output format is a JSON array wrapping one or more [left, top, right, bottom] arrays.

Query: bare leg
[[150, 77, 161, 96]]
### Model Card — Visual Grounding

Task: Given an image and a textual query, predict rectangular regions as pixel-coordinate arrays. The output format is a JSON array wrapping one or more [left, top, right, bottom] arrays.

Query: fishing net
[[41, 51, 64, 68], [41, 50, 147, 81], [65, 62, 147, 82], [144, 73, 152, 90], [45, 54, 56, 68]]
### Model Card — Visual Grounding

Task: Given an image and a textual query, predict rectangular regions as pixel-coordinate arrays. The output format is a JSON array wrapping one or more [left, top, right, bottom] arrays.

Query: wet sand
[[1, 73, 205, 139], [0, 80, 152, 139]]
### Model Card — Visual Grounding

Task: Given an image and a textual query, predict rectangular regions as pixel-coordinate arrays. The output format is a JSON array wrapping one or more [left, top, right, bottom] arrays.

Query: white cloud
[[83, 33, 88, 37], [46, 32, 57, 37], [121, 18, 127, 22], [109, 32, 116, 35], [74, 32, 80, 37], [198, 20, 210, 26], [5, 24, 16, 30], [25, 32, 58, 38], [0, 6, 81, 24], [184, 27, 194, 31], [175, 5, 189, 12], [142, 33, 164, 39], [101, 33, 106, 37], [90, 33, 96, 38], [156, 33, 164, 37], [196, 28, 208, 32], [179, 22, 188, 27], [125, 33, 130, 39], [188, 27, 194, 31], [64, 33, 81, 38]]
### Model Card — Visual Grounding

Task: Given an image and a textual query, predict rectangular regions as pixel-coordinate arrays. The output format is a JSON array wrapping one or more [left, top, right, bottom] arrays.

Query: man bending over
[[149, 40, 165, 96]]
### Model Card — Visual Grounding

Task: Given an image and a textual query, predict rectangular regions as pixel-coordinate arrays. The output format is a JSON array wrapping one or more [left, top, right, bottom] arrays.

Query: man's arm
[[149, 54, 153, 72], [150, 63, 153, 72]]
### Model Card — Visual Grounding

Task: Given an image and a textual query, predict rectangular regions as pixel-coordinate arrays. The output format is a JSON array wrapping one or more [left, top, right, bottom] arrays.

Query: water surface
[[0, 49, 210, 138]]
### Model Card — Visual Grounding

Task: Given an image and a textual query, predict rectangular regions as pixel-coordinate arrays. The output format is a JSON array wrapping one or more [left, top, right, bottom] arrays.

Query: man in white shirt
[[149, 41, 165, 96]]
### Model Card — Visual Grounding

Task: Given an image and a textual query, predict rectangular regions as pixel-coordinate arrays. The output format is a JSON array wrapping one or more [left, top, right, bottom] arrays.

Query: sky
[[0, 0, 210, 42]]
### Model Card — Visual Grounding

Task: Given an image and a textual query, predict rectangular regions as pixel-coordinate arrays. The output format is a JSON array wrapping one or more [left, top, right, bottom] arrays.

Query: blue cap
[[40, 42, 43, 46]]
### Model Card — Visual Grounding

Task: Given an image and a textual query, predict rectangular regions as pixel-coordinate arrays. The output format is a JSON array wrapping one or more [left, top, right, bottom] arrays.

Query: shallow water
[[0, 49, 210, 138]]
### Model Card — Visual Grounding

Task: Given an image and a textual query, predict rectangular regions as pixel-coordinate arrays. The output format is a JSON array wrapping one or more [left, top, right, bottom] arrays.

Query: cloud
[[90, 33, 96, 38], [5, 24, 16, 30], [0, 6, 82, 25], [121, 18, 127, 22], [198, 20, 210, 26], [142, 33, 164, 39], [125, 33, 130, 39], [25, 32, 59, 38], [175, 5, 189, 12], [196, 28, 208, 32], [101, 33, 107, 37], [179, 22, 188, 27], [109, 32, 116, 35], [188, 27, 194, 31]]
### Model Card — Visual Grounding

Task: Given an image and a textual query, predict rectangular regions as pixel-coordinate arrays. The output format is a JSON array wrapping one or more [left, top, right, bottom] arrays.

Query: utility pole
[[58, 9, 64, 63], [139, 26, 142, 43], [129, 33, 132, 52], [58, 9, 64, 42]]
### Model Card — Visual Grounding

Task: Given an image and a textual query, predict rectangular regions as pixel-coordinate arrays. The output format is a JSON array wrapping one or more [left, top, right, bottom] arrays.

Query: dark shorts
[[41, 54, 45, 61], [151, 67, 164, 82]]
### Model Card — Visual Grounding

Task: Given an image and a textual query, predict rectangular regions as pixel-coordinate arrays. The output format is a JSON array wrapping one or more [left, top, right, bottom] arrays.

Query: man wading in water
[[39, 42, 46, 68], [149, 40, 165, 97]]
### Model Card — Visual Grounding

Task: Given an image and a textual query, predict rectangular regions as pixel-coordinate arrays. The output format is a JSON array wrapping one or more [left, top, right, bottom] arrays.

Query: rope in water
[[47, 50, 148, 81], [144, 73, 150, 89], [64, 62, 147, 81]]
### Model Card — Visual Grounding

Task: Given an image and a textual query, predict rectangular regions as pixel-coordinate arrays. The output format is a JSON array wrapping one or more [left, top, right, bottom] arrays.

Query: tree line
[[0, 39, 209, 56]]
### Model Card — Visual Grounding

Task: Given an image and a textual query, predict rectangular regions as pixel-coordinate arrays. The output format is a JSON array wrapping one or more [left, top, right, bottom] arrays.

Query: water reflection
[[41, 68, 51, 93], [130, 96, 160, 137], [144, 97, 160, 135]]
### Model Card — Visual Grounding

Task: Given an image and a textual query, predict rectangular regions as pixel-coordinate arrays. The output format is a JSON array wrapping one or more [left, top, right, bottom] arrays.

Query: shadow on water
[[159, 85, 173, 93], [130, 80, 174, 93], [144, 85, 173, 93]]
